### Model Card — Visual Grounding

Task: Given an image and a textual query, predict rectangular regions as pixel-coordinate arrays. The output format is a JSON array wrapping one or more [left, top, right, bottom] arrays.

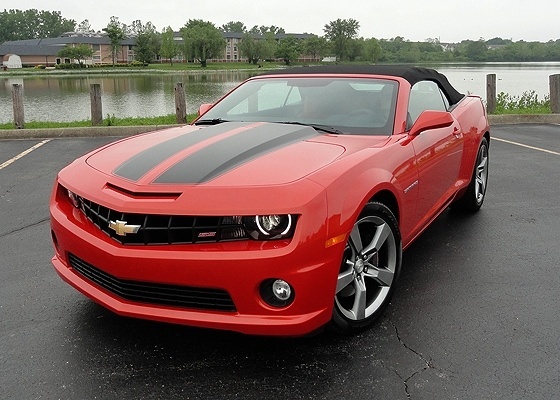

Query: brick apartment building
[[0, 31, 317, 67]]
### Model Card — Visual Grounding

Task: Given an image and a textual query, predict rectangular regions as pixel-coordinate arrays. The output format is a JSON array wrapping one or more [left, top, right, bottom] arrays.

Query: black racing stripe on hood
[[114, 123, 251, 182], [154, 123, 319, 184]]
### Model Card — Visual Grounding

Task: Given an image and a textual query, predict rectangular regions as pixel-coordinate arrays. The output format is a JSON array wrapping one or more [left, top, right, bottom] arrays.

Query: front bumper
[[50, 182, 344, 336]]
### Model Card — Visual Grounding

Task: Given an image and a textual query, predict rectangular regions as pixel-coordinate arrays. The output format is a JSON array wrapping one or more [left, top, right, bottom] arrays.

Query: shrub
[[495, 90, 551, 114], [104, 114, 117, 126], [129, 60, 148, 67], [54, 63, 82, 69]]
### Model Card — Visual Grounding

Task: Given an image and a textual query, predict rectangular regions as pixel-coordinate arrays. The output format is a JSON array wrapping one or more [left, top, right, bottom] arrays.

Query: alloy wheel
[[335, 214, 398, 322]]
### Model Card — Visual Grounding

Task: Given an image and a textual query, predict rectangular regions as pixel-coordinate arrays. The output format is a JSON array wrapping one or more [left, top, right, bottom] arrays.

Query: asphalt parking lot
[[1, 124, 559, 399]]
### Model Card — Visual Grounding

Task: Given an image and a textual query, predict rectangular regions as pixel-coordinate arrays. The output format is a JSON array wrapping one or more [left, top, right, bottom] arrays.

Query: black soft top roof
[[260, 65, 465, 105]]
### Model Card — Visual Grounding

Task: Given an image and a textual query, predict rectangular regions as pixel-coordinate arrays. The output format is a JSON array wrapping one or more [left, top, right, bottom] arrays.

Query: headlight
[[243, 214, 296, 240], [66, 188, 81, 208]]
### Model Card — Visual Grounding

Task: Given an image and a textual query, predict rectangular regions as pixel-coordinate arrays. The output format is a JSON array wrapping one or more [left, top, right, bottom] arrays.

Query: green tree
[[103, 16, 128, 65], [346, 38, 363, 61], [486, 37, 512, 46], [362, 38, 382, 62], [160, 26, 179, 65], [131, 20, 160, 65], [249, 25, 285, 35], [303, 36, 328, 61], [57, 44, 94, 66], [238, 33, 259, 64], [0, 9, 75, 42], [221, 21, 246, 33], [260, 31, 278, 61], [378, 37, 409, 62], [396, 43, 422, 63], [180, 19, 225, 67], [130, 20, 156, 36], [239, 32, 277, 64], [135, 34, 155, 65], [76, 19, 94, 34], [323, 18, 360, 61], [276, 36, 301, 65], [463, 39, 489, 61]]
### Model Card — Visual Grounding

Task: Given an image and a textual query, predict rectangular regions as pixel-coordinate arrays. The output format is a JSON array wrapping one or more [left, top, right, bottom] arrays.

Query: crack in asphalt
[[386, 317, 446, 399], [0, 217, 50, 239]]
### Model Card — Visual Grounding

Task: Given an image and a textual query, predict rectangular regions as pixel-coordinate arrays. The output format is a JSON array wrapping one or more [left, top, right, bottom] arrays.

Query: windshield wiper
[[277, 121, 343, 134], [194, 118, 230, 126]]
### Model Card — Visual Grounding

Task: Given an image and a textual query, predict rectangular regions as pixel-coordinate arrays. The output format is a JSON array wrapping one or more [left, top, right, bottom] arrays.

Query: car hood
[[86, 122, 351, 187]]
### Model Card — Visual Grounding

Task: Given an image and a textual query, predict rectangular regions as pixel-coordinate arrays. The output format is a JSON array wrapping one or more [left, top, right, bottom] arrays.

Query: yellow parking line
[[493, 137, 560, 156], [0, 139, 51, 171]]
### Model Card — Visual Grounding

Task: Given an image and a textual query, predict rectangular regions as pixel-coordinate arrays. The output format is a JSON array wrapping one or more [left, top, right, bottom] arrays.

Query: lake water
[[1, 63, 560, 124], [436, 62, 560, 99]]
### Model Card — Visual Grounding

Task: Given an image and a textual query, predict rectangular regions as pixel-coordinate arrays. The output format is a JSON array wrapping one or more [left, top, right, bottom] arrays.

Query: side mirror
[[198, 103, 213, 116], [409, 110, 454, 136]]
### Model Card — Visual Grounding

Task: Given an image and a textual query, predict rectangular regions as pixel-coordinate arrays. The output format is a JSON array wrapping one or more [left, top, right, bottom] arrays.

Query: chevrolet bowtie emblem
[[108, 220, 141, 236]]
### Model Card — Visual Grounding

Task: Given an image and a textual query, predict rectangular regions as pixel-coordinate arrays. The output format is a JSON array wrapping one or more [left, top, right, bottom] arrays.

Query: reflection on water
[[1, 64, 560, 123], [0, 71, 257, 123]]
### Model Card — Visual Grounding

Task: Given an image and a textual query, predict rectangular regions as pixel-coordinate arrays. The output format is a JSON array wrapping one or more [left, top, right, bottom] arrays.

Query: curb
[[488, 114, 560, 125], [0, 124, 179, 140], [1, 115, 559, 140]]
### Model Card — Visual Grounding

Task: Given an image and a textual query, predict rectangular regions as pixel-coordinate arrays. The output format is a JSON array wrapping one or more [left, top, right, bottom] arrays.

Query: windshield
[[197, 77, 398, 135]]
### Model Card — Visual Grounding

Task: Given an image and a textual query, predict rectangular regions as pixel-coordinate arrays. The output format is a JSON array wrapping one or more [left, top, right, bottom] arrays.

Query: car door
[[408, 81, 464, 223]]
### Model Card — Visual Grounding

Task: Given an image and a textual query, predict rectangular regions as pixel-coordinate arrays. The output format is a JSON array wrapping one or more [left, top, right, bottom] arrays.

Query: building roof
[[219, 32, 315, 40], [0, 34, 137, 58], [0, 44, 62, 56], [2, 34, 136, 47]]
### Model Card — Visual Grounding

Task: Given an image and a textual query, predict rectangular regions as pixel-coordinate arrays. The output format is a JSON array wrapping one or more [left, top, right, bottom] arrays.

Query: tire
[[451, 137, 489, 212], [331, 202, 402, 333]]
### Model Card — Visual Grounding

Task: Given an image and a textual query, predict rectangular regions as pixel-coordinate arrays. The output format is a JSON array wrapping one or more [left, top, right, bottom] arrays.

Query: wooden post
[[90, 83, 103, 126], [11, 84, 25, 129], [486, 74, 496, 114], [174, 82, 187, 124], [550, 74, 560, 114]]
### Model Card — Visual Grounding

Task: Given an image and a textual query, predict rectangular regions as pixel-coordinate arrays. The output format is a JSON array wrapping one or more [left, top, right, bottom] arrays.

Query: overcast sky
[[3, 0, 559, 43]]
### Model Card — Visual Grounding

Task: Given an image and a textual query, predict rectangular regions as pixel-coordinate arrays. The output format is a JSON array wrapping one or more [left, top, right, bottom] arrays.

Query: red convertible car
[[50, 66, 490, 336]]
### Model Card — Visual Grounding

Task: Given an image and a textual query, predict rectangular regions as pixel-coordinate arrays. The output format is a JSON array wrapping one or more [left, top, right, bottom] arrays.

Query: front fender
[[330, 169, 400, 235]]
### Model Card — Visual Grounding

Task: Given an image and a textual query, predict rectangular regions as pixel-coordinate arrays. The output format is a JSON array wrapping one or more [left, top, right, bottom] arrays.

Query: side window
[[407, 81, 449, 129]]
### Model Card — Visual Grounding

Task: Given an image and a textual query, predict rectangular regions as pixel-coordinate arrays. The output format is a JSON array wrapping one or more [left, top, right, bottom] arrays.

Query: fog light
[[272, 279, 291, 301], [260, 279, 295, 307]]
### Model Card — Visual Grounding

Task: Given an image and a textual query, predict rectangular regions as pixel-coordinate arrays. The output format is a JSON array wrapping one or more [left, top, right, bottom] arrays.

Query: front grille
[[68, 253, 236, 312], [76, 195, 248, 245]]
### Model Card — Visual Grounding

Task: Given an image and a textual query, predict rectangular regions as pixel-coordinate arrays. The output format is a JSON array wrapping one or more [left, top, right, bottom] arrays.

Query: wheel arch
[[369, 189, 400, 224]]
